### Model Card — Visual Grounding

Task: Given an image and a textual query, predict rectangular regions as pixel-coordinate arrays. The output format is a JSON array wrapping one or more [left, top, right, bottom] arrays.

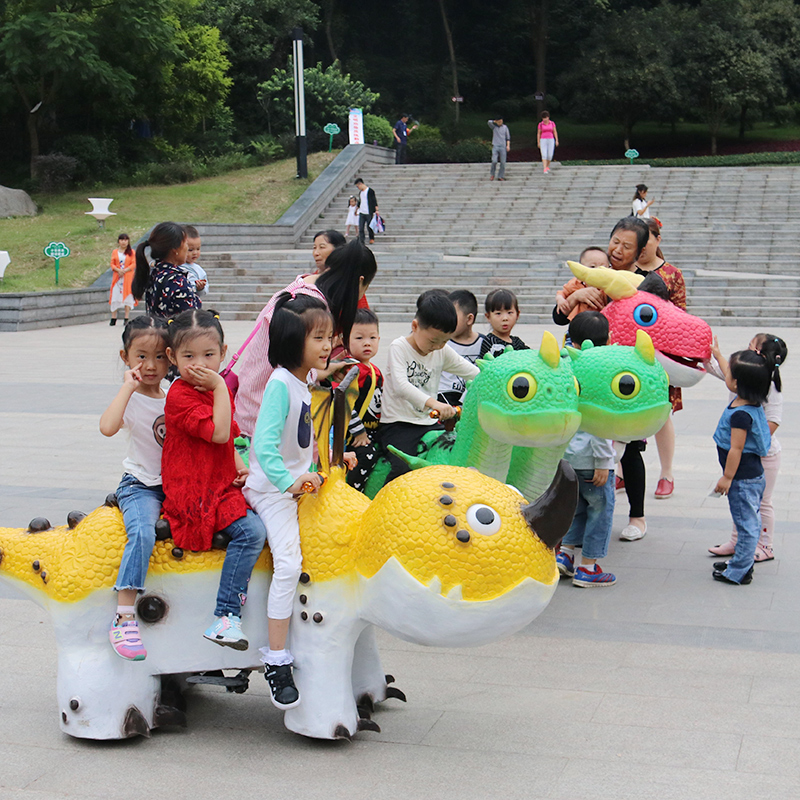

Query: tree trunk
[[323, 0, 339, 65], [711, 134, 717, 156], [531, 0, 548, 117], [739, 103, 747, 139], [437, 0, 460, 126], [27, 113, 40, 179]]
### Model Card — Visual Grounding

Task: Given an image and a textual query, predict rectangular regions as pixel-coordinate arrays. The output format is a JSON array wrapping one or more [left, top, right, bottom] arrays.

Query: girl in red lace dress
[[162, 309, 266, 651], [635, 218, 687, 499]]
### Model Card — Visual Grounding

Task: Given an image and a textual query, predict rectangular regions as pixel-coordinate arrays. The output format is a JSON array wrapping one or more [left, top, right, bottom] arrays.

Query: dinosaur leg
[[283, 584, 372, 740], [352, 626, 407, 713]]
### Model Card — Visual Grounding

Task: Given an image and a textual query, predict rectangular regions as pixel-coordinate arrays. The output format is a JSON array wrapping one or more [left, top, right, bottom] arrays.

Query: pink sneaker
[[109, 619, 147, 661], [708, 540, 736, 557]]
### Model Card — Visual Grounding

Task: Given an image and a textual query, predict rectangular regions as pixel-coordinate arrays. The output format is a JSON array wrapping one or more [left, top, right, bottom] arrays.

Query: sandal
[[754, 544, 775, 563]]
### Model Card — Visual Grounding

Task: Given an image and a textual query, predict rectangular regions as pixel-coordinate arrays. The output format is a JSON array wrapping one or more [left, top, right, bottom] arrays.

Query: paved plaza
[[1, 318, 799, 800]]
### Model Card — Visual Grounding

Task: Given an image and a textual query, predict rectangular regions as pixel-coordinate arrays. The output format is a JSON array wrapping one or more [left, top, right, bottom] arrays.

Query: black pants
[[395, 142, 407, 164], [358, 213, 374, 244], [377, 421, 444, 485], [620, 440, 647, 518], [347, 441, 378, 492]]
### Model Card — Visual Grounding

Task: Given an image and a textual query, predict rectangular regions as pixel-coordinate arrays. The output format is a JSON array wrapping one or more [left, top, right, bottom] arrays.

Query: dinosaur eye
[[466, 504, 502, 535], [611, 372, 641, 399], [573, 377, 581, 396], [507, 372, 536, 402], [633, 303, 658, 327]]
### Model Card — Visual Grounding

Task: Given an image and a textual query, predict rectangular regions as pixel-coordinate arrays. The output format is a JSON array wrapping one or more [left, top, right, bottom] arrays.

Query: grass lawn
[[0, 151, 337, 294]]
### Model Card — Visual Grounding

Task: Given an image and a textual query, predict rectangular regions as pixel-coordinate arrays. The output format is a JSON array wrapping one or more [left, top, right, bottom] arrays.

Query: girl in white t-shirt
[[632, 184, 654, 219], [99, 315, 170, 661], [706, 333, 787, 562], [244, 293, 356, 709]]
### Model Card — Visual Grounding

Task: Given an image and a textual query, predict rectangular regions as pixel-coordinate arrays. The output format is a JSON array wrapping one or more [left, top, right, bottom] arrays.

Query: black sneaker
[[110, 318, 117, 326], [713, 565, 753, 585], [264, 663, 300, 709]]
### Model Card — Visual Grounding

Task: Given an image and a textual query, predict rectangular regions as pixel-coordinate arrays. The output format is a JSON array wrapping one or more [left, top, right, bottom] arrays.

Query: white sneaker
[[620, 523, 647, 541]]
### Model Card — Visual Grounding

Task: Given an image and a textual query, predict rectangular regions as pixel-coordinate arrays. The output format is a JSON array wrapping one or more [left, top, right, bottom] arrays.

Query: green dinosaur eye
[[507, 372, 537, 402], [611, 372, 641, 399]]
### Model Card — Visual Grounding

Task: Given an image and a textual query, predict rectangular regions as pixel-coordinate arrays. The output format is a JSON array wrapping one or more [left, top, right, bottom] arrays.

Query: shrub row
[[408, 137, 492, 164], [562, 151, 800, 168]]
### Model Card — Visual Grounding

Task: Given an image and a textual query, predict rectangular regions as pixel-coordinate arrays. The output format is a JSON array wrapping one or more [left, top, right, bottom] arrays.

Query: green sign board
[[624, 148, 640, 165], [323, 122, 341, 152], [44, 241, 71, 285]]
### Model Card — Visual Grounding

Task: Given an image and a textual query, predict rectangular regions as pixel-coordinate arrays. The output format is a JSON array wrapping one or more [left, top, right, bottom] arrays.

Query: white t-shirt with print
[[122, 391, 167, 486]]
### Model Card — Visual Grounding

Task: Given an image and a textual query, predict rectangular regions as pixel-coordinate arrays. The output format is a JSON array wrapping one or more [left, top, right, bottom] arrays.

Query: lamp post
[[292, 27, 308, 179]]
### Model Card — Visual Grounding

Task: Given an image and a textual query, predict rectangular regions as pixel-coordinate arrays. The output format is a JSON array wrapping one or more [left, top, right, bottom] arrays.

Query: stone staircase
[[204, 161, 800, 326]]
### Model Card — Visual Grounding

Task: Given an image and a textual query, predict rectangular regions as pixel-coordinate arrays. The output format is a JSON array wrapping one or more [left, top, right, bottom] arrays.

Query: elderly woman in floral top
[[131, 222, 200, 319], [634, 217, 687, 500]]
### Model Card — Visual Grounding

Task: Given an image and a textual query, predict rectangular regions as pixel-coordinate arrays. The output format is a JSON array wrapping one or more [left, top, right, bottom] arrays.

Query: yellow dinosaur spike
[[566, 261, 644, 300], [566, 346, 581, 362], [539, 330, 560, 369], [635, 329, 656, 365]]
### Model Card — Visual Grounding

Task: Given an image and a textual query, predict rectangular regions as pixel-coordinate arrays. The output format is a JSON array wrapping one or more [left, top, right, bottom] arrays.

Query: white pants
[[540, 138, 555, 161], [243, 487, 303, 620]]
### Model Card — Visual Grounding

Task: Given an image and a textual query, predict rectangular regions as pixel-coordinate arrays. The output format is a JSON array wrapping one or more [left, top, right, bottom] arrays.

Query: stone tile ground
[[1, 319, 798, 799]]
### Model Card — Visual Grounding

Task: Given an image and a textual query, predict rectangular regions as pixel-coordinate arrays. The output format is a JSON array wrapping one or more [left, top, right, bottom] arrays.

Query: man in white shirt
[[354, 177, 378, 245]]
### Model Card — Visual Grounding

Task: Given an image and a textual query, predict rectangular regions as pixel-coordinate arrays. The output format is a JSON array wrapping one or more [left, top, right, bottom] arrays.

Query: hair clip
[[167, 319, 174, 324], [214, 314, 220, 319]]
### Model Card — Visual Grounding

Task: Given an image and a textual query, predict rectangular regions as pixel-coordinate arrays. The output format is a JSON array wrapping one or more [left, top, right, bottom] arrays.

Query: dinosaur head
[[568, 330, 670, 441], [471, 331, 580, 447], [354, 463, 577, 647], [568, 261, 712, 387]]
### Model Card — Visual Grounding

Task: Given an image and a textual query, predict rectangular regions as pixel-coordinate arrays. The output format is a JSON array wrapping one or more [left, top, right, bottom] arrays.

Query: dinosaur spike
[[334, 724, 353, 741], [521, 460, 579, 549], [581, 340, 595, 351], [566, 346, 581, 362], [539, 331, 560, 369], [387, 445, 433, 471], [635, 329, 656, 365], [357, 718, 381, 733], [566, 260, 643, 300], [385, 686, 407, 702]]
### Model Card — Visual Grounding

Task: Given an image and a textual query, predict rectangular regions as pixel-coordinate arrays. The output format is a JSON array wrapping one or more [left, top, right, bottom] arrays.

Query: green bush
[[562, 151, 800, 168], [408, 139, 451, 163], [52, 134, 119, 182], [411, 123, 443, 142], [363, 114, 394, 147], [32, 153, 78, 192], [130, 161, 197, 186], [450, 138, 491, 162], [250, 134, 285, 164]]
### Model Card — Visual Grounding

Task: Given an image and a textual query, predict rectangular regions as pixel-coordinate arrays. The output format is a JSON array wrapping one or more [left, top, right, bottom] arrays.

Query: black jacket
[[360, 187, 378, 216]]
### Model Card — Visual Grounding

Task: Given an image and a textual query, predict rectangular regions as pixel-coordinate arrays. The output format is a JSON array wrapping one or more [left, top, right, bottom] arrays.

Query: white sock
[[115, 605, 136, 623], [259, 647, 293, 667]]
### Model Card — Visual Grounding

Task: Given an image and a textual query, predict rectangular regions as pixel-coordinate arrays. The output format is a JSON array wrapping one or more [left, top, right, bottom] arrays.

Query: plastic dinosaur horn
[[539, 330, 560, 368], [566, 261, 644, 300], [634, 329, 656, 365]]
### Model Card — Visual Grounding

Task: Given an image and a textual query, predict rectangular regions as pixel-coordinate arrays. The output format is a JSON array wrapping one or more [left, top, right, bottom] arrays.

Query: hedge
[[561, 151, 800, 168]]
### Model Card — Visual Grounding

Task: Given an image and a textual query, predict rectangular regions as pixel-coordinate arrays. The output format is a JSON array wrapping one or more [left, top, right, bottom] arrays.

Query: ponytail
[[315, 240, 377, 348], [131, 222, 186, 300], [754, 333, 787, 393]]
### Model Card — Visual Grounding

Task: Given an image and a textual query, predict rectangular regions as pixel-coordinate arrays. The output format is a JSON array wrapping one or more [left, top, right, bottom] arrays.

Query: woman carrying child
[[100, 315, 170, 661], [109, 234, 136, 326], [243, 293, 339, 708], [161, 309, 267, 649], [707, 334, 787, 563], [131, 221, 200, 319], [235, 240, 377, 444], [709, 348, 776, 585]]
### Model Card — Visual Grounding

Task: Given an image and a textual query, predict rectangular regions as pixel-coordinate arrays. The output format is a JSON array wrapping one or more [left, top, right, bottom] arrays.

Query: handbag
[[369, 213, 385, 234], [220, 319, 262, 397]]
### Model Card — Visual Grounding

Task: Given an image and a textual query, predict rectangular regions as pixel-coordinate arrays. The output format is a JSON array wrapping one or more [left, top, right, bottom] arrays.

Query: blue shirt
[[713, 402, 770, 479], [394, 120, 408, 145]]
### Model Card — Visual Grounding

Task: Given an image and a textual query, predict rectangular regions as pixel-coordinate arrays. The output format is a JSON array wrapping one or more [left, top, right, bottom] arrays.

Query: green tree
[[680, 0, 784, 154], [199, 0, 318, 133], [258, 60, 379, 134], [558, 5, 682, 150]]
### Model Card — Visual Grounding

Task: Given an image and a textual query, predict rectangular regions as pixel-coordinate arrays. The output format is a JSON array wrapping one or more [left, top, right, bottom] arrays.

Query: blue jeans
[[114, 473, 165, 592], [562, 469, 614, 560], [214, 510, 267, 617], [723, 475, 765, 583]]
